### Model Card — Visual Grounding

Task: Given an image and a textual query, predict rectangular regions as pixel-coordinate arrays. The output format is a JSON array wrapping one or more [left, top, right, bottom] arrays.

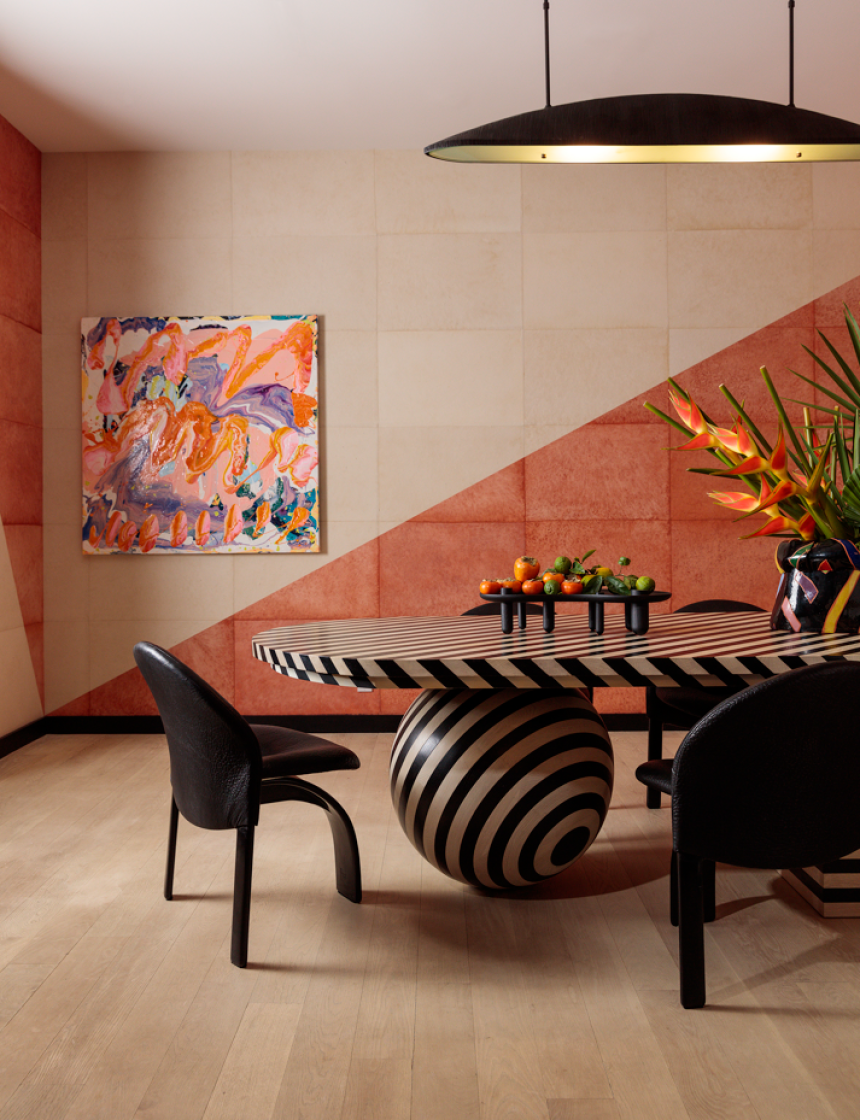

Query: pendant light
[[425, 1, 860, 164]]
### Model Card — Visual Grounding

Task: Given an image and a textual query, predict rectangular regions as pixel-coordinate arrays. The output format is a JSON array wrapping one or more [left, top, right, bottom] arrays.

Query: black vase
[[771, 538, 860, 633]]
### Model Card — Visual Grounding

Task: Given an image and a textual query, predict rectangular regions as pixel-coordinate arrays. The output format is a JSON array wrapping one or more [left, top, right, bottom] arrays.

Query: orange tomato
[[513, 556, 540, 583], [479, 579, 501, 595], [562, 578, 584, 595], [499, 578, 522, 592], [522, 579, 544, 595]]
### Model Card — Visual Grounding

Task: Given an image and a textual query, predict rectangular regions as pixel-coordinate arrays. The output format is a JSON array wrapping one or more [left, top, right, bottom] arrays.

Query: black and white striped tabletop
[[252, 611, 860, 691]]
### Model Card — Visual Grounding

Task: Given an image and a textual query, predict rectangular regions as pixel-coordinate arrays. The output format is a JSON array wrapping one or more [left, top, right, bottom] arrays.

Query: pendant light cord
[[544, 0, 551, 109], [788, 0, 795, 108]]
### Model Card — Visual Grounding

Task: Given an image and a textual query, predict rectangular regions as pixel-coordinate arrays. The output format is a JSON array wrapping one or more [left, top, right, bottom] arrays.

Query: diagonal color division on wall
[[63, 274, 860, 720]]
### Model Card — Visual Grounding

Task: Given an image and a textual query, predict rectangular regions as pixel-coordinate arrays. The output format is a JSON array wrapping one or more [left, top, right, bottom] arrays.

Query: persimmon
[[499, 578, 522, 592], [514, 556, 540, 583], [522, 579, 544, 595], [562, 578, 584, 595], [479, 579, 501, 595]]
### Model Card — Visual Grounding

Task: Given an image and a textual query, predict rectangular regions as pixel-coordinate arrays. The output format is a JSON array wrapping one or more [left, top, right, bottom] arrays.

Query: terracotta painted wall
[[39, 153, 860, 722], [0, 112, 42, 735]]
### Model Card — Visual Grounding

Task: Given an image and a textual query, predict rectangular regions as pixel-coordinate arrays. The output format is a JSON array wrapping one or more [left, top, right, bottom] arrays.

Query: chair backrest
[[672, 660, 860, 869], [134, 642, 261, 831], [676, 599, 763, 614]]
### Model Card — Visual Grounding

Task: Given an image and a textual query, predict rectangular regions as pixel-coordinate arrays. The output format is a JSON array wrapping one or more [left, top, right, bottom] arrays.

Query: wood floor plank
[[4, 729, 860, 1120]]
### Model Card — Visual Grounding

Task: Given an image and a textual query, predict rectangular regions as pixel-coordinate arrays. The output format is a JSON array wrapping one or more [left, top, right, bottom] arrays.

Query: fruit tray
[[478, 589, 672, 635]]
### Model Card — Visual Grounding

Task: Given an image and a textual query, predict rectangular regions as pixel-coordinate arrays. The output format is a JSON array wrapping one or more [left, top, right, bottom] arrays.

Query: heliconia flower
[[710, 421, 755, 457], [740, 509, 816, 541], [170, 510, 188, 548], [223, 504, 243, 544], [708, 491, 761, 512], [105, 510, 123, 547], [139, 513, 159, 553], [673, 430, 725, 452], [117, 520, 138, 552], [195, 510, 211, 548], [253, 502, 271, 537], [669, 386, 707, 434]]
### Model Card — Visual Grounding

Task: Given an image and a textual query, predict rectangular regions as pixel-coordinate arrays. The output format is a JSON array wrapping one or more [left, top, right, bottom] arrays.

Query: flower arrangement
[[645, 304, 860, 544]]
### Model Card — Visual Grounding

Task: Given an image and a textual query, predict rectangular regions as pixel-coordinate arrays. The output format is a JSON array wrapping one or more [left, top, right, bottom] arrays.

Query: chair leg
[[702, 858, 716, 923], [261, 777, 362, 903], [677, 850, 706, 1009], [231, 825, 255, 968], [164, 796, 179, 901], [645, 686, 663, 809]]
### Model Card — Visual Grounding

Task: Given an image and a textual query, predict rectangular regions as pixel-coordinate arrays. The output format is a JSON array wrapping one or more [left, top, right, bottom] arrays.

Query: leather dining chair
[[635, 660, 860, 1008], [134, 641, 362, 968], [644, 599, 763, 807]]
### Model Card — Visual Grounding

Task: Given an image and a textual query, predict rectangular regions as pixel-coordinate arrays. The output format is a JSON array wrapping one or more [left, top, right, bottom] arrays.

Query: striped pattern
[[389, 688, 613, 889], [781, 854, 860, 917], [252, 611, 860, 691]]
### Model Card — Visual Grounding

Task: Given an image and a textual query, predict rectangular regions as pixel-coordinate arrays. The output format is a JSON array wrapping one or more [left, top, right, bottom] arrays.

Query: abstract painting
[[81, 315, 320, 554]]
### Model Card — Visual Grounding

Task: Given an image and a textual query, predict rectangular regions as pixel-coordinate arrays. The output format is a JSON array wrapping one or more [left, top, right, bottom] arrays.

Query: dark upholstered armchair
[[134, 642, 362, 968]]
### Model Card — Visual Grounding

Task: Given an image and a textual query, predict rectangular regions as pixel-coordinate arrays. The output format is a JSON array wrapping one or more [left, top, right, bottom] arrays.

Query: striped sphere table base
[[389, 688, 613, 889]]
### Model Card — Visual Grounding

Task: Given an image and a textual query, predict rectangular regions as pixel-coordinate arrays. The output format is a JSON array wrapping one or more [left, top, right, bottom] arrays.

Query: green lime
[[553, 555, 572, 574], [636, 576, 656, 593], [544, 578, 562, 595], [618, 556, 630, 567]]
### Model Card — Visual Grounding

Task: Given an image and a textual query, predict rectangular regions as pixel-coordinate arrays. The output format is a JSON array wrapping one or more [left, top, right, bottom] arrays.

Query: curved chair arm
[[260, 776, 362, 903]]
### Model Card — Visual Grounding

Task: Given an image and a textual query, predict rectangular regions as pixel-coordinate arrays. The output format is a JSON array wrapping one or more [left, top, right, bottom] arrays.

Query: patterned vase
[[771, 538, 860, 633]]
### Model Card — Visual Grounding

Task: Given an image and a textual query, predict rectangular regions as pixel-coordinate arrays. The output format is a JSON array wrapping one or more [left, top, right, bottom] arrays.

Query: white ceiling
[[0, 0, 858, 153]]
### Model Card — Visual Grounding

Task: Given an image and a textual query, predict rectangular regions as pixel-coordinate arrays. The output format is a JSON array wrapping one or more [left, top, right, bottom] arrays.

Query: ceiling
[[1, 0, 858, 153]]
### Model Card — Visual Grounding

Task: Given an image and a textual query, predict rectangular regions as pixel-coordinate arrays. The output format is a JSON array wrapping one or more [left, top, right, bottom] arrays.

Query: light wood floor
[[1, 728, 859, 1120]]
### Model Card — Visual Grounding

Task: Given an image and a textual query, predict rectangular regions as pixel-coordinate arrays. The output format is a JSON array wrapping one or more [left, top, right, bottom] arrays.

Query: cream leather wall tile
[[523, 232, 668, 329], [667, 165, 812, 230], [87, 553, 235, 622], [323, 427, 379, 521], [375, 150, 521, 233], [0, 626, 42, 734], [42, 239, 87, 334], [232, 151, 376, 236], [320, 331, 378, 427], [44, 619, 89, 713], [669, 327, 751, 377], [88, 618, 207, 691], [668, 230, 814, 328], [43, 427, 81, 527], [812, 164, 860, 229], [231, 521, 380, 613], [87, 152, 232, 240], [378, 331, 523, 427], [42, 153, 87, 241], [43, 525, 88, 624], [523, 328, 668, 428], [524, 425, 577, 456], [378, 233, 521, 331], [523, 164, 666, 232], [87, 238, 232, 316], [233, 235, 376, 331], [379, 425, 524, 523], [42, 331, 84, 432], [813, 230, 860, 297]]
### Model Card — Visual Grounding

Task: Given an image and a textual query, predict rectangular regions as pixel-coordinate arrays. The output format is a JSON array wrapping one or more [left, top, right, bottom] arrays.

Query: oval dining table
[[252, 609, 860, 903]]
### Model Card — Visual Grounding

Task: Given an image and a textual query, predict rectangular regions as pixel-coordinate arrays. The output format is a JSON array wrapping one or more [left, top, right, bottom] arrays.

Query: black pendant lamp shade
[[425, 3, 860, 164]]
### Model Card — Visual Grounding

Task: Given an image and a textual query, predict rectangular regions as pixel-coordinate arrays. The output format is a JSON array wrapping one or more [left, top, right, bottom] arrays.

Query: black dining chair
[[133, 641, 362, 968], [635, 659, 860, 1008], [644, 599, 764, 807]]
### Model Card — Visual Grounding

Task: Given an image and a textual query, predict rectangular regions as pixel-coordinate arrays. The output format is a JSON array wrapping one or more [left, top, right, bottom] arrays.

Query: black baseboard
[[39, 711, 648, 738], [0, 718, 48, 760]]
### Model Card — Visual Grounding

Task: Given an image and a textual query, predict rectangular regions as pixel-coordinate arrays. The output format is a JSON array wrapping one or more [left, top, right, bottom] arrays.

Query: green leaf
[[581, 573, 602, 594], [605, 575, 631, 596], [834, 418, 851, 486], [799, 349, 860, 411]]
